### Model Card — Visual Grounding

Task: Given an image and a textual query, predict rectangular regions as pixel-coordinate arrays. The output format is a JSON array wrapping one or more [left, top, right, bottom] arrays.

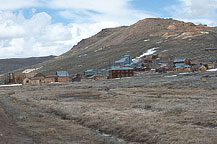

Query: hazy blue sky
[[0, 0, 216, 58]]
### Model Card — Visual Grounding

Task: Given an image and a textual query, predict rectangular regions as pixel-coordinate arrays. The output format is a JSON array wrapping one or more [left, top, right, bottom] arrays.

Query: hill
[[0, 56, 55, 74], [12, 18, 217, 75]]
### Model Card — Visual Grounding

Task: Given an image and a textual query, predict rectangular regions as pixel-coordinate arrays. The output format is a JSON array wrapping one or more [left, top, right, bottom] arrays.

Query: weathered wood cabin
[[45, 76, 57, 83]]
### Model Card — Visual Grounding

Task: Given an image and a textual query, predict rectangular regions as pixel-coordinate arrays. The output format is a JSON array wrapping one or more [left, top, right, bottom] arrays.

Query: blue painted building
[[130, 61, 142, 69], [101, 69, 109, 75], [111, 55, 132, 68]]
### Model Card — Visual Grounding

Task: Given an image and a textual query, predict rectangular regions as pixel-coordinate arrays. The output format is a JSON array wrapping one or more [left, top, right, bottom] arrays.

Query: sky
[[0, 0, 217, 59]]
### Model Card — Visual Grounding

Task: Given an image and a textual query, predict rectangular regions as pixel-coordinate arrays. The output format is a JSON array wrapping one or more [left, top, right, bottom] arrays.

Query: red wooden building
[[108, 67, 134, 79]]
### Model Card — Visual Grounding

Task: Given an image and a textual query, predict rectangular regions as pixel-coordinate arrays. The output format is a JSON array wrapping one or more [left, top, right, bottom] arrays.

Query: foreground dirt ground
[[0, 71, 217, 144], [0, 107, 34, 144]]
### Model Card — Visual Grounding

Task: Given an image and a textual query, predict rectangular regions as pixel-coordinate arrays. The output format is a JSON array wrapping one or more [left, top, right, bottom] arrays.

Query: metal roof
[[85, 69, 98, 73], [114, 57, 128, 63], [56, 71, 69, 77], [109, 67, 134, 71], [175, 64, 191, 68], [174, 58, 186, 63]]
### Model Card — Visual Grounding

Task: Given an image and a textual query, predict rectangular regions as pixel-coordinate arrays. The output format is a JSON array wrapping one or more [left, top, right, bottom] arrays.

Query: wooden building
[[14, 73, 26, 84], [199, 65, 207, 72], [173, 58, 190, 65], [22, 73, 46, 85], [23, 78, 32, 85], [192, 64, 207, 72], [30, 73, 45, 85], [205, 63, 215, 69], [56, 71, 69, 82], [72, 74, 81, 82], [108, 67, 134, 79], [45, 76, 57, 83], [190, 61, 199, 66], [174, 64, 191, 72]]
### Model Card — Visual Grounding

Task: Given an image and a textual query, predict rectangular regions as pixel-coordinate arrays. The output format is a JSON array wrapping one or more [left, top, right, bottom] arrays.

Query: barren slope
[[19, 18, 217, 75]]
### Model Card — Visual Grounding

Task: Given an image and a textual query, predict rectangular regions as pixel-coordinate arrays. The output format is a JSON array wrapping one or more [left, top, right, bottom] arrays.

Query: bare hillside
[[12, 18, 217, 75], [0, 56, 55, 74]]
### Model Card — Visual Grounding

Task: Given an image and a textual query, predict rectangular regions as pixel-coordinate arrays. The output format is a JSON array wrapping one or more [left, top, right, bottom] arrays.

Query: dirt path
[[0, 106, 34, 144]]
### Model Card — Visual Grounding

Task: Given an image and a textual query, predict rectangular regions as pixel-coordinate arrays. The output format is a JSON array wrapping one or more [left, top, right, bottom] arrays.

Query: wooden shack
[[183, 67, 191, 71], [31, 73, 45, 85], [199, 65, 207, 72], [205, 63, 215, 69], [45, 76, 57, 83], [23, 73, 46, 85], [108, 67, 134, 79], [190, 61, 199, 66], [14, 73, 26, 84], [72, 74, 81, 82], [192, 64, 207, 72], [174, 64, 191, 72], [31, 77, 45, 85], [23, 78, 32, 85], [173, 58, 190, 65]]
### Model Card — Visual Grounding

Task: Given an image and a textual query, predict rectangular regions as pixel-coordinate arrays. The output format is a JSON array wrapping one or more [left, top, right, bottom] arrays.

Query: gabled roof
[[25, 72, 45, 78], [56, 71, 69, 77], [33, 73, 45, 78]]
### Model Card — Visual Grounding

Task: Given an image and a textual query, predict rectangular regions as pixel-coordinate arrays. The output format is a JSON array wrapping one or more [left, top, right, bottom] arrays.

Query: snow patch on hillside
[[78, 54, 87, 57], [22, 67, 42, 74], [144, 39, 150, 42], [165, 75, 177, 78], [207, 68, 217, 72], [132, 47, 159, 62], [0, 84, 22, 87]]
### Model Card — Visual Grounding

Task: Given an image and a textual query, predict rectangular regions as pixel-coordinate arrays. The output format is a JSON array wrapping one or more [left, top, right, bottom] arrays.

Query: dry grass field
[[0, 71, 217, 143]]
